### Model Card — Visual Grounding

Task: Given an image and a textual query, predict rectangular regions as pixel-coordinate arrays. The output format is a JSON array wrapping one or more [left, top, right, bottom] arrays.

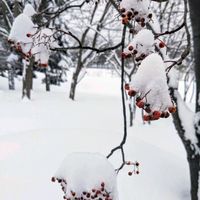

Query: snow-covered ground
[[0, 69, 190, 200]]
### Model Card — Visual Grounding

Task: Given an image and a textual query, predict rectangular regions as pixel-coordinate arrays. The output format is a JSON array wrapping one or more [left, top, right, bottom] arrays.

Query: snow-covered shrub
[[52, 153, 118, 200]]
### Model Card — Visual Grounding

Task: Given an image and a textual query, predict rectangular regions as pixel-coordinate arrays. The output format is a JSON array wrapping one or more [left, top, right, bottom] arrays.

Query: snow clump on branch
[[122, 29, 155, 63], [119, 0, 153, 27], [8, 4, 57, 67], [126, 53, 176, 121]]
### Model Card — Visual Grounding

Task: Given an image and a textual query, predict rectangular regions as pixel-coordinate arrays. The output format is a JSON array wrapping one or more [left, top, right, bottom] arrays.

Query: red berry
[[86, 193, 90, 198], [39, 63, 48, 67], [127, 11, 133, 17], [128, 45, 134, 51], [128, 172, 133, 176], [153, 111, 161, 119], [136, 97, 142, 102], [51, 177, 56, 182], [101, 182, 105, 187], [164, 112, 170, 118], [121, 52, 127, 58], [159, 42, 165, 48], [148, 13, 153, 18], [128, 89, 137, 97], [143, 115, 151, 121], [71, 191, 76, 196], [145, 107, 151, 113], [141, 22, 145, 27], [120, 8, 126, 13], [133, 49, 138, 55], [26, 33, 31, 37], [124, 83, 130, 90], [136, 100, 144, 108], [126, 161, 131, 165], [168, 106, 176, 113], [121, 14, 126, 18], [135, 162, 139, 166]]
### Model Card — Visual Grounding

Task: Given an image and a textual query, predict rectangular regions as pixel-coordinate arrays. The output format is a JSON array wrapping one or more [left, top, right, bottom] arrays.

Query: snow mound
[[53, 152, 118, 200]]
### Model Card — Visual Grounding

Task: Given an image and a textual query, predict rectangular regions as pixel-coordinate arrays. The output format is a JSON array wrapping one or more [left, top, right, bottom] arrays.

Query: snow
[[7, 53, 18, 63], [176, 91, 199, 154], [120, 0, 150, 15], [0, 69, 190, 200], [54, 152, 118, 200], [131, 53, 172, 111], [124, 29, 155, 60], [23, 4, 36, 17], [8, 13, 36, 54]]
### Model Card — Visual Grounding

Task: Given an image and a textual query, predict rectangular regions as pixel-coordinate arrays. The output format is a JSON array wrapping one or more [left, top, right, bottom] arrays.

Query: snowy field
[[0, 69, 190, 200]]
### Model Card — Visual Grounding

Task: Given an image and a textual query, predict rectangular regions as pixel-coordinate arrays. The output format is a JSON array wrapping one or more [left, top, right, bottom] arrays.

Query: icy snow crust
[[131, 53, 172, 110], [54, 152, 118, 200]]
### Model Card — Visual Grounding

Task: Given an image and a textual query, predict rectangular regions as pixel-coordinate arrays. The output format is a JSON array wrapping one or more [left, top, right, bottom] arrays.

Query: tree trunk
[[8, 64, 15, 90], [188, 0, 200, 113], [69, 55, 82, 100], [170, 88, 200, 200], [45, 68, 50, 92], [22, 59, 33, 99], [188, 154, 200, 200]]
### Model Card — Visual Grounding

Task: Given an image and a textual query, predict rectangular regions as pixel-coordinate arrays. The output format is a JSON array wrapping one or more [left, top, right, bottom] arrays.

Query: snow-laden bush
[[52, 152, 118, 200]]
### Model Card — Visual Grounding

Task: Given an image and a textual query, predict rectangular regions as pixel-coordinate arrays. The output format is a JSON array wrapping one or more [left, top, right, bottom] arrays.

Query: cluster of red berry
[[125, 83, 176, 121], [121, 45, 147, 63], [8, 37, 32, 62], [121, 42, 165, 63], [126, 161, 140, 176], [8, 33, 49, 67], [120, 7, 152, 26], [51, 177, 113, 200]]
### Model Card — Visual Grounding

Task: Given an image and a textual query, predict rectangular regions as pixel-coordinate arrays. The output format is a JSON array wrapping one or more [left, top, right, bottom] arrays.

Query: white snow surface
[[0, 69, 190, 200], [55, 152, 118, 199]]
